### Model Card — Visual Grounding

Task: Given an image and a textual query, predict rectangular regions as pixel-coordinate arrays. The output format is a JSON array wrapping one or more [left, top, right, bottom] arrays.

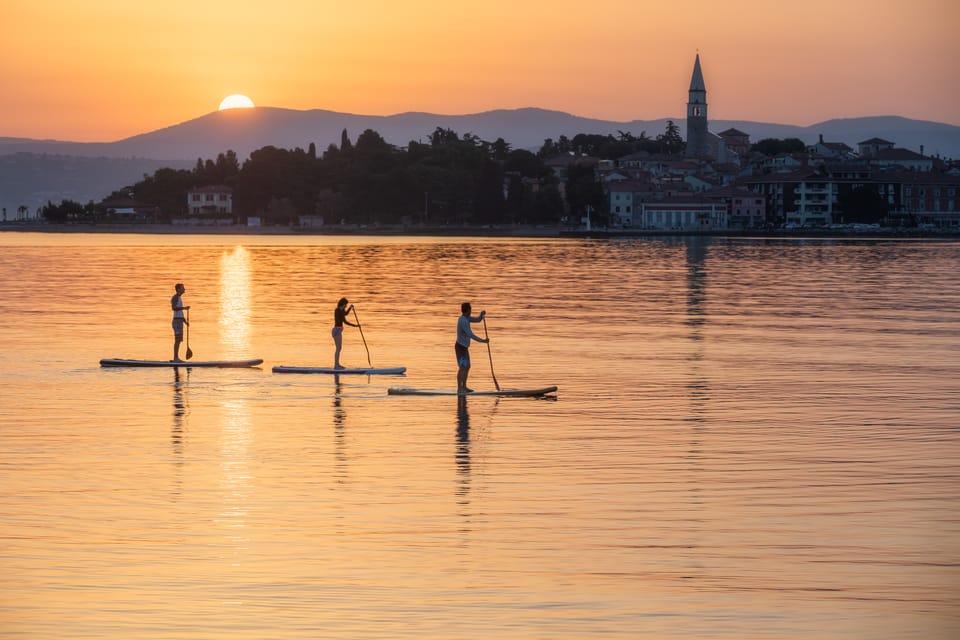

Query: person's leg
[[333, 329, 343, 368], [173, 321, 183, 361], [456, 344, 472, 392]]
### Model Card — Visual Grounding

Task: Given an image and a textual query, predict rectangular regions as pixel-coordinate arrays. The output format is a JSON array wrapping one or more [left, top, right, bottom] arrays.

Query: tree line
[[41, 124, 885, 227], [41, 122, 689, 226]]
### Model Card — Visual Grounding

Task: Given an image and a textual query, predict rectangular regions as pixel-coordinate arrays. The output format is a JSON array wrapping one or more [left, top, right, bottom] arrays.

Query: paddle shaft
[[352, 307, 372, 367], [482, 316, 500, 391], [184, 308, 193, 360]]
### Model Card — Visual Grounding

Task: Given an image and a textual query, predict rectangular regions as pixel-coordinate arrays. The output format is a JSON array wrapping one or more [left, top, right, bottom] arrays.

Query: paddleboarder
[[171, 283, 190, 362], [333, 297, 358, 369], [456, 302, 489, 394]]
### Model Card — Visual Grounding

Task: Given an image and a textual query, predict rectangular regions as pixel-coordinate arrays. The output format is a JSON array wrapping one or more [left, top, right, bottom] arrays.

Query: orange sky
[[2, 0, 958, 142]]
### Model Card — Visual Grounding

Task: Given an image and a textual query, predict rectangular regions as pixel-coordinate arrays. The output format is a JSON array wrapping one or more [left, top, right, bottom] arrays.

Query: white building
[[186, 185, 233, 216]]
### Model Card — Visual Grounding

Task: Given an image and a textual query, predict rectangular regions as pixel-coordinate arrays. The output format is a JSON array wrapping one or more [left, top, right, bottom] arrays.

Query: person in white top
[[170, 283, 190, 361], [455, 302, 488, 394]]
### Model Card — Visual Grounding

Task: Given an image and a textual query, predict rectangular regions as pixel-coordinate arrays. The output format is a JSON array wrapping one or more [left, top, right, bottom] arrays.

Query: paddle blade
[[482, 317, 500, 391], [184, 316, 193, 360]]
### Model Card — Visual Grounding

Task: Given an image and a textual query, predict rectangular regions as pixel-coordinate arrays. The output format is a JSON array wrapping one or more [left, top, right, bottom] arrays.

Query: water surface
[[1, 233, 957, 639]]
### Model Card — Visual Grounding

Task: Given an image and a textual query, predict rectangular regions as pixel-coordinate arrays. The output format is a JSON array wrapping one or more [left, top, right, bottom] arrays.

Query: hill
[[2, 108, 959, 218]]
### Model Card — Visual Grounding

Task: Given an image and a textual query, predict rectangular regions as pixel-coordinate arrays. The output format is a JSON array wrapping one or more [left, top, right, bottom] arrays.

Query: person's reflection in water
[[171, 366, 190, 498], [332, 374, 348, 483], [456, 395, 471, 501], [172, 366, 190, 452]]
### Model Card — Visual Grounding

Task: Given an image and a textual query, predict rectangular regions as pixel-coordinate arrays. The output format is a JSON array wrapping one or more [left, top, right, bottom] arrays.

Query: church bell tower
[[685, 53, 708, 157]]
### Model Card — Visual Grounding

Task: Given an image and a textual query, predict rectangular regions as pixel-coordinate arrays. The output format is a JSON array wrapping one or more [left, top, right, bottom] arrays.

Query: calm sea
[[1, 232, 957, 639]]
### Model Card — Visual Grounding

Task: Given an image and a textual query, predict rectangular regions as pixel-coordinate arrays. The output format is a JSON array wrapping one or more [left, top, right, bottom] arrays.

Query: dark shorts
[[455, 343, 470, 368], [172, 318, 184, 338]]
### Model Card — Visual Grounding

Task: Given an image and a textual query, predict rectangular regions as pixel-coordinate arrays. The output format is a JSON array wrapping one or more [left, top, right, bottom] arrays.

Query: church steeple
[[689, 53, 706, 93], [685, 53, 708, 157]]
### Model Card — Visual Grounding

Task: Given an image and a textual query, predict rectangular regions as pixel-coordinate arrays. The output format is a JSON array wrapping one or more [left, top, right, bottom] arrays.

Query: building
[[638, 198, 728, 230], [702, 186, 767, 228], [745, 169, 835, 226], [810, 134, 854, 159], [858, 138, 895, 157], [718, 128, 751, 161], [684, 54, 730, 163], [186, 185, 233, 216], [893, 172, 960, 228]]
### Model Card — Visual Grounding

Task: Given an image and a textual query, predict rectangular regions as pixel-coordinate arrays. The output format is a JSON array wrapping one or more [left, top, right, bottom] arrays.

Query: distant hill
[[2, 108, 959, 218]]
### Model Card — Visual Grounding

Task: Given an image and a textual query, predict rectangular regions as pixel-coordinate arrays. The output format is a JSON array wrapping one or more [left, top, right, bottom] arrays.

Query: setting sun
[[218, 94, 255, 111]]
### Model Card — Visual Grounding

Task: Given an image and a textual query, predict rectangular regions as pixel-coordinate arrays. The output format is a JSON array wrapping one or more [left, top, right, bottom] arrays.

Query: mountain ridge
[[2, 108, 958, 218], [3, 107, 958, 160]]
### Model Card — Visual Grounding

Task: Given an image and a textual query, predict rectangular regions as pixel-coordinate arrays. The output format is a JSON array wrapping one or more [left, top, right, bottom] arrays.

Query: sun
[[218, 94, 255, 111]]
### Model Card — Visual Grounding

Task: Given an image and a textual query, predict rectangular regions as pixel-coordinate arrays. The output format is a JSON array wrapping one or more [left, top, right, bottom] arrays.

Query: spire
[[689, 53, 706, 92]]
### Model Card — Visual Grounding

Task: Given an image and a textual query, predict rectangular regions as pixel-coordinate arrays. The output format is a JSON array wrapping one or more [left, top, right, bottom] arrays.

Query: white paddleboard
[[100, 358, 264, 368], [387, 386, 558, 397], [273, 365, 406, 375]]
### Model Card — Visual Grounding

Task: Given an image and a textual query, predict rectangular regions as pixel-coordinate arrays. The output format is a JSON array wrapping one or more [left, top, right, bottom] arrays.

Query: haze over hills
[[2, 107, 959, 218]]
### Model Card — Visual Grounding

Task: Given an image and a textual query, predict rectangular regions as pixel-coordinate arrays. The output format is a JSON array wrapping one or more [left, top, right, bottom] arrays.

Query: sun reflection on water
[[219, 246, 252, 357]]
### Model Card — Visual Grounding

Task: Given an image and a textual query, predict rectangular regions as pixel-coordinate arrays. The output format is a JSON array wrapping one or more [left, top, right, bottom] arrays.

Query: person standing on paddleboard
[[171, 283, 190, 362], [333, 297, 358, 369], [456, 302, 489, 394]]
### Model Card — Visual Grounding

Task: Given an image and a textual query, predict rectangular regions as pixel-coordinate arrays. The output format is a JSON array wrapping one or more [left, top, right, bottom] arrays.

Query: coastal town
[[5, 55, 959, 235], [555, 54, 958, 233]]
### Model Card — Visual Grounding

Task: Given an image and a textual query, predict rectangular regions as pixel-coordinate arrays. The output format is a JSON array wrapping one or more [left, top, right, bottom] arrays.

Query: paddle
[[482, 316, 500, 391], [184, 308, 193, 360], [352, 306, 372, 367]]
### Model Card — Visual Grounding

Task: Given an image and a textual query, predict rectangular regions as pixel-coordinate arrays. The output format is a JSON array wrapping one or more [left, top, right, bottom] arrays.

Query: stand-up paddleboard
[[273, 365, 406, 375], [100, 358, 263, 368], [388, 386, 557, 397]]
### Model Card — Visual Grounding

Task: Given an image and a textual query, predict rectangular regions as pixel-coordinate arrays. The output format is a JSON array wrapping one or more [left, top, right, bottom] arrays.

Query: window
[[192, 194, 201, 201]]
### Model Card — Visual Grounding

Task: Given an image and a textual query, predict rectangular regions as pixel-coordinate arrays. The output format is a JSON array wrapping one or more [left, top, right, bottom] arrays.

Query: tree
[[475, 158, 505, 224], [751, 138, 806, 155], [565, 163, 607, 225], [657, 120, 684, 155], [340, 129, 353, 154], [838, 185, 889, 224], [41, 199, 87, 223]]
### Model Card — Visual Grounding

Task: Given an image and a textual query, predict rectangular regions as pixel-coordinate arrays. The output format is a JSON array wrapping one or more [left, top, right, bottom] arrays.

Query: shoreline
[[1, 221, 957, 240], [0, 222, 562, 237]]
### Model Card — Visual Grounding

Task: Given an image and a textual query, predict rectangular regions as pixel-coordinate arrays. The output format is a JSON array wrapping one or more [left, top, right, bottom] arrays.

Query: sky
[[2, 0, 958, 142]]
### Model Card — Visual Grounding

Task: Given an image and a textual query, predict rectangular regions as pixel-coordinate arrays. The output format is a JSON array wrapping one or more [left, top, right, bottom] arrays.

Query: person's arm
[[345, 305, 358, 327], [469, 311, 488, 342], [468, 325, 489, 343]]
